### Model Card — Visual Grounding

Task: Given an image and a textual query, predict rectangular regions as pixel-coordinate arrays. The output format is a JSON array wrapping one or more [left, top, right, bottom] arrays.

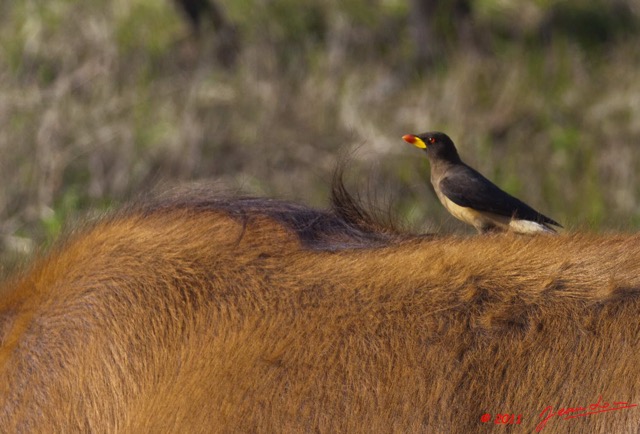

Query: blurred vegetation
[[2, 0, 640, 275]]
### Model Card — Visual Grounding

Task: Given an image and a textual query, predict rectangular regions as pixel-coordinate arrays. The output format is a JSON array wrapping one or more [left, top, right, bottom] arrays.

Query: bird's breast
[[435, 190, 511, 230]]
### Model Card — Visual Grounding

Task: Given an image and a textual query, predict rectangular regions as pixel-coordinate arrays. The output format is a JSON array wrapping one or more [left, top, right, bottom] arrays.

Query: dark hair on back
[[117, 167, 408, 252]]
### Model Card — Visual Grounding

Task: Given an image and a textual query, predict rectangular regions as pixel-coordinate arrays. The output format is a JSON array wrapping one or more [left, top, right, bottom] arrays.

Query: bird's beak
[[402, 134, 427, 149]]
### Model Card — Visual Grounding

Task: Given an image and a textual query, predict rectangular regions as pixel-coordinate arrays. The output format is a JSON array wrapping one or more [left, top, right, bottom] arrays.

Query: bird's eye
[[428, 137, 436, 144]]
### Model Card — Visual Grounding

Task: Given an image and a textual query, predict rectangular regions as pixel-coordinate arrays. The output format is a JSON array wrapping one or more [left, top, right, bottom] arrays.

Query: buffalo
[[1, 180, 639, 433]]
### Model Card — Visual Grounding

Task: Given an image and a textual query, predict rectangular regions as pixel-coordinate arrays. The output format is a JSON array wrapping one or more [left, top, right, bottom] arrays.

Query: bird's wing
[[438, 166, 561, 227]]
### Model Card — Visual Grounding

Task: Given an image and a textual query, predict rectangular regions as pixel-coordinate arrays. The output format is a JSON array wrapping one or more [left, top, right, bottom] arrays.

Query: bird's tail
[[509, 219, 559, 235]]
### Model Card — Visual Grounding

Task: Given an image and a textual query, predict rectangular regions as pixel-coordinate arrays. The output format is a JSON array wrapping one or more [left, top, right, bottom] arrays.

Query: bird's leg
[[477, 224, 501, 235]]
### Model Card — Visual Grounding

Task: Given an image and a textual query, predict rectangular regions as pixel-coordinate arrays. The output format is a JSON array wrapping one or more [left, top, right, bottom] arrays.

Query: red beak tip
[[402, 134, 416, 144]]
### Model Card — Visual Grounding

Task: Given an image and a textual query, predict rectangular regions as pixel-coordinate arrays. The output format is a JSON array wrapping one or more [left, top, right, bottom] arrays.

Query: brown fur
[[1, 182, 640, 433]]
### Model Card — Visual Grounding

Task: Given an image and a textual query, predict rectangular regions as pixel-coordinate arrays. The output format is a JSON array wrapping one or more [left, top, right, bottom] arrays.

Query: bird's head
[[402, 131, 461, 163]]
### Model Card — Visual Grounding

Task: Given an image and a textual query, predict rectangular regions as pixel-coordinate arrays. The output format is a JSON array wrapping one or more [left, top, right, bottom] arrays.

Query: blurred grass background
[[1, 0, 640, 275]]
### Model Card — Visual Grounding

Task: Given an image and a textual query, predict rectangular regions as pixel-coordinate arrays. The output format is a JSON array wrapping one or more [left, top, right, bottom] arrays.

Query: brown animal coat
[[1, 184, 639, 433]]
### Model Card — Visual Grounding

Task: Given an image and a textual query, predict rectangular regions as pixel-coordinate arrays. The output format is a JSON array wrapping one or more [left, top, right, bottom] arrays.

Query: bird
[[402, 131, 562, 234]]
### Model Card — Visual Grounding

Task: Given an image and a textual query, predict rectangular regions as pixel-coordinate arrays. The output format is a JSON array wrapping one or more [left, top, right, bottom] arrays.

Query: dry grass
[[1, 0, 640, 275]]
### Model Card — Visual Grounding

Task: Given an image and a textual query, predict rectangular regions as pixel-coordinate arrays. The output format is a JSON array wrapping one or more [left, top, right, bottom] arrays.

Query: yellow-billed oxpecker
[[403, 132, 562, 234]]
